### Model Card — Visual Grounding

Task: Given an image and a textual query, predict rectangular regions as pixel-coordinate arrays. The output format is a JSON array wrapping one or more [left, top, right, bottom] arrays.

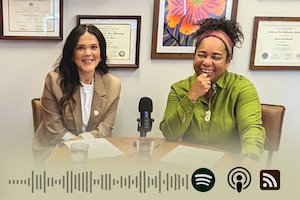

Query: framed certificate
[[250, 17, 300, 70], [77, 15, 141, 68], [0, 0, 63, 40], [151, 0, 239, 59]]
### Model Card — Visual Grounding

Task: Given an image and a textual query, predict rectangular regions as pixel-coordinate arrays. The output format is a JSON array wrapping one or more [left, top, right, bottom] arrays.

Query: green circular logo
[[191, 168, 215, 192]]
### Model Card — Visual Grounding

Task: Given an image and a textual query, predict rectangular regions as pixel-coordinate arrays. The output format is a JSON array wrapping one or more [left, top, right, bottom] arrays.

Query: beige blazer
[[32, 70, 121, 165]]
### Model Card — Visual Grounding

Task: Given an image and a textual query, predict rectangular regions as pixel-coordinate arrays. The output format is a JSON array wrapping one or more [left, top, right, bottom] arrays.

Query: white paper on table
[[64, 138, 125, 159], [160, 145, 225, 168]]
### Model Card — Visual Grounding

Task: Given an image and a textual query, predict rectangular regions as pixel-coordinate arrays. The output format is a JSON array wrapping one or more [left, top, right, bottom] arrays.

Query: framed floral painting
[[151, 0, 239, 59]]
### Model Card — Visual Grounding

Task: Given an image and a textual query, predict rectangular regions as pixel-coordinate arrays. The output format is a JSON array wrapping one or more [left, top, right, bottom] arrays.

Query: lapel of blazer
[[71, 86, 83, 134], [87, 71, 108, 130]]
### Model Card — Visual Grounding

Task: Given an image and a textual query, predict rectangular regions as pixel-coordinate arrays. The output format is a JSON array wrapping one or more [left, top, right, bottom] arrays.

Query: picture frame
[[77, 15, 141, 68], [151, 0, 239, 59], [250, 17, 300, 70], [0, 0, 63, 40]]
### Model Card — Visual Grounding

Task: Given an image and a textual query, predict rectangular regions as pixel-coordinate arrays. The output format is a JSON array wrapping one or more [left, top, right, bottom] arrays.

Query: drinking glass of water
[[70, 143, 89, 169], [136, 137, 155, 161]]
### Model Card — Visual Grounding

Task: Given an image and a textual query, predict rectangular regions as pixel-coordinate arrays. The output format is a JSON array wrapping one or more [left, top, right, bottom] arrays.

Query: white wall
[[0, 0, 299, 177]]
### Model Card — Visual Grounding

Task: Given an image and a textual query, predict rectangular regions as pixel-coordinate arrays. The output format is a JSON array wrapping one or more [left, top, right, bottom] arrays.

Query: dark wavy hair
[[193, 17, 244, 59], [55, 24, 109, 115]]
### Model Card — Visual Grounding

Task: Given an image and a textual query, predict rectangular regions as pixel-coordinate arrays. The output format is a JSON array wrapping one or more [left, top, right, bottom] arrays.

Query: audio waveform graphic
[[8, 171, 189, 193]]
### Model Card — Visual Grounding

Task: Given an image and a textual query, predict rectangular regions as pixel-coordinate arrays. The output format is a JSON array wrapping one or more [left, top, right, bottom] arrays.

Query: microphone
[[137, 97, 154, 137]]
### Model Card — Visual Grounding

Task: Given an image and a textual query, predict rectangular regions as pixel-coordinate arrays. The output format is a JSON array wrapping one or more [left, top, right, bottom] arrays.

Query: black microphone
[[137, 97, 154, 137]]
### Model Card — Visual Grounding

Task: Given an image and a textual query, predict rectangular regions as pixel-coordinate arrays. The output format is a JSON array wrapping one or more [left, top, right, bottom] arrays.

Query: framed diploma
[[77, 15, 141, 68], [0, 0, 63, 40], [151, 0, 239, 59], [250, 17, 300, 70]]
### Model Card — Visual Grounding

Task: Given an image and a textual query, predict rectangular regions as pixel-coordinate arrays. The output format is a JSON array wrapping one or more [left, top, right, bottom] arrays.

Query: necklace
[[204, 99, 211, 122], [205, 110, 211, 121]]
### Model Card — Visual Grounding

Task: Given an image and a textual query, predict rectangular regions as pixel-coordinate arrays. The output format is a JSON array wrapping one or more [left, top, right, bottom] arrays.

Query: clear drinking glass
[[136, 137, 155, 161], [70, 143, 89, 169]]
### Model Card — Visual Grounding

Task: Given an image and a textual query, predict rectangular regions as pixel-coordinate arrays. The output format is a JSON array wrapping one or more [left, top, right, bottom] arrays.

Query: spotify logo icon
[[191, 168, 215, 192]]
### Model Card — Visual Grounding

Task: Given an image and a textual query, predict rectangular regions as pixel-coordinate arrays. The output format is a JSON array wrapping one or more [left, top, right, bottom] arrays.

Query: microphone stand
[[134, 117, 154, 147], [137, 117, 154, 137]]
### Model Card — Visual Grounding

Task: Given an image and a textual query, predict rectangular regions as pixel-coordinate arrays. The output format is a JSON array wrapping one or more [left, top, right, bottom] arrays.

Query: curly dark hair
[[54, 24, 109, 116], [194, 17, 244, 59]]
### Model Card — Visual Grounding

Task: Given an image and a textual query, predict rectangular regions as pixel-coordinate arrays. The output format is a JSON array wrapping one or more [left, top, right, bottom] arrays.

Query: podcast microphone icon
[[227, 167, 251, 193], [236, 175, 243, 192]]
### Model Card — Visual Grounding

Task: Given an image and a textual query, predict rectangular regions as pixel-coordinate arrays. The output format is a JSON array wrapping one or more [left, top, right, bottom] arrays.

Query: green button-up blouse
[[160, 71, 265, 158]]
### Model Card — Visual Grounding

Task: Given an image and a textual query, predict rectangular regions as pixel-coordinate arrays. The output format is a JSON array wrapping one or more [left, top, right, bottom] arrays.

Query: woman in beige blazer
[[32, 24, 121, 166]]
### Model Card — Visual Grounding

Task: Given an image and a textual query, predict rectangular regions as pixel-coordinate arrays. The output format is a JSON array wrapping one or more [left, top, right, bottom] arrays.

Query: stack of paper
[[160, 145, 225, 168], [64, 138, 125, 159]]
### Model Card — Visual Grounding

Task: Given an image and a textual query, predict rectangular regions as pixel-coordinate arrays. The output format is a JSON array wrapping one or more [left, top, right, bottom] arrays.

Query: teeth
[[202, 69, 214, 73]]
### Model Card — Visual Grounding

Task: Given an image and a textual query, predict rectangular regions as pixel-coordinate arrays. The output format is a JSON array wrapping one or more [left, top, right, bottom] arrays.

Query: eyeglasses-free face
[[194, 36, 231, 83], [74, 31, 101, 84]]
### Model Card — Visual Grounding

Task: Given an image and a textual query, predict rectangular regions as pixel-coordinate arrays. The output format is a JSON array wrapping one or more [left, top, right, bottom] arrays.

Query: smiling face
[[194, 36, 231, 83], [74, 31, 101, 82]]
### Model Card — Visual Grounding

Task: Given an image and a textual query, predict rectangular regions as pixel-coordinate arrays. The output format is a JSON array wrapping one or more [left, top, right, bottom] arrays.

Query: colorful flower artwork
[[163, 0, 228, 47]]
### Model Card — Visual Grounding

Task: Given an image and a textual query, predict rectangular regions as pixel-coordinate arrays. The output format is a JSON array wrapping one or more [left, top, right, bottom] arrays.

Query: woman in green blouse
[[160, 17, 265, 165]]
